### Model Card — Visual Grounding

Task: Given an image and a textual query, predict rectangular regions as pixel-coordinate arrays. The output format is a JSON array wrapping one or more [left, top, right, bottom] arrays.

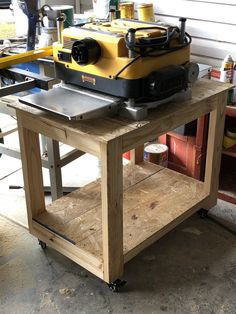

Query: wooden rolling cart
[[12, 79, 230, 289]]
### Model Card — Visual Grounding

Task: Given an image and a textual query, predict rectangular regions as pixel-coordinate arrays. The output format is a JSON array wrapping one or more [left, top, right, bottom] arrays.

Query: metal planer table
[[11, 79, 230, 288]]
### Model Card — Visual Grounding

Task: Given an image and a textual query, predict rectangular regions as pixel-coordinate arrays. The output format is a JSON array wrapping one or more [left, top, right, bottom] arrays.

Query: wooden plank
[[124, 202, 204, 263], [203, 91, 228, 209], [32, 221, 103, 279], [0, 125, 17, 138], [123, 167, 206, 259], [16, 112, 45, 230], [100, 138, 124, 283], [16, 111, 101, 157], [79, 167, 207, 261], [130, 145, 144, 164], [10, 102, 136, 147], [35, 163, 207, 268], [45, 163, 161, 246], [35, 162, 160, 229]]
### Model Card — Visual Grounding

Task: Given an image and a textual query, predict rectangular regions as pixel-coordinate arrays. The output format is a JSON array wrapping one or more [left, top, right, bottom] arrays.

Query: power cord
[[113, 26, 192, 79]]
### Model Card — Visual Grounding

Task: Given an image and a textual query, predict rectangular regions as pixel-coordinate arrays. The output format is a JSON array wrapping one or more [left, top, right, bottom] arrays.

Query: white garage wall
[[134, 0, 236, 67], [73, 0, 236, 67]]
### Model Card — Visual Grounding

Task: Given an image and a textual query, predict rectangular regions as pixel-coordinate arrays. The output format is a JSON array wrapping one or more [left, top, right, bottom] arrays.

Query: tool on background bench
[[0, 46, 54, 97]]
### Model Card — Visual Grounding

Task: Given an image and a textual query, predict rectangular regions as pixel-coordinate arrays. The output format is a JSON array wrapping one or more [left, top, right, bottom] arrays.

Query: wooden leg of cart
[[202, 91, 228, 211], [100, 138, 124, 284], [130, 145, 144, 164], [16, 113, 46, 230]]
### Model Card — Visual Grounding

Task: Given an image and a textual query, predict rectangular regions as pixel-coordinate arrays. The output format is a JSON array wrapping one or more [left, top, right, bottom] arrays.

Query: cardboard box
[[211, 68, 221, 81]]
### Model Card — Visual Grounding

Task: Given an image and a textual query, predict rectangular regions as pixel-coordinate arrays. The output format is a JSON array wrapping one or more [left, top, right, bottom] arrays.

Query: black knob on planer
[[71, 38, 101, 66]]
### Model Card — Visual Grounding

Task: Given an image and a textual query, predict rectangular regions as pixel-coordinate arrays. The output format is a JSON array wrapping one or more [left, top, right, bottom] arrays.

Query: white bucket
[[92, 0, 110, 19], [12, 0, 28, 37]]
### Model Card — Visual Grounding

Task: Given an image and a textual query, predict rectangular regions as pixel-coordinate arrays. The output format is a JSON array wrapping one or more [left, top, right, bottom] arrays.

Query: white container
[[92, 0, 110, 19], [38, 27, 57, 48], [12, 0, 28, 37]]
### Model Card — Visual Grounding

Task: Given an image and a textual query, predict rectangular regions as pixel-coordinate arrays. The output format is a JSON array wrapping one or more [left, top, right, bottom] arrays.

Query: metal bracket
[[119, 105, 148, 120], [0, 67, 57, 90], [0, 78, 36, 98]]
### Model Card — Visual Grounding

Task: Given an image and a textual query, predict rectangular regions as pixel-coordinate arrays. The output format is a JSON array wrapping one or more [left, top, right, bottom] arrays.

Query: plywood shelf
[[34, 162, 207, 264]]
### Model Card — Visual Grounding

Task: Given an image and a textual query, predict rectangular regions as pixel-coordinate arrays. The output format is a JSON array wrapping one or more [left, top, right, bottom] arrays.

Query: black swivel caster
[[107, 279, 127, 292], [38, 239, 47, 250], [198, 208, 208, 219]]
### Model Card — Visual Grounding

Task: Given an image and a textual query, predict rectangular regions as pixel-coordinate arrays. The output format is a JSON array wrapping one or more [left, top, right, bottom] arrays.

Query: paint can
[[137, 3, 154, 22], [119, 2, 134, 19], [144, 143, 168, 167]]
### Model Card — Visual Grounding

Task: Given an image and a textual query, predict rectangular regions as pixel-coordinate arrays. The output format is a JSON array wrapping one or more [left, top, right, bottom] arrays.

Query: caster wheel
[[107, 279, 127, 292], [38, 239, 47, 250], [198, 208, 208, 219]]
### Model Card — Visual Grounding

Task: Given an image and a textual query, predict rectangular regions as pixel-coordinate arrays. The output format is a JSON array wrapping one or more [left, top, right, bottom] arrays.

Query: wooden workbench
[[12, 79, 230, 285]]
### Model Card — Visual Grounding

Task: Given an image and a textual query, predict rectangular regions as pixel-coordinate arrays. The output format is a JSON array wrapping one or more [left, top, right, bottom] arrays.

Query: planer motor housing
[[53, 19, 198, 101]]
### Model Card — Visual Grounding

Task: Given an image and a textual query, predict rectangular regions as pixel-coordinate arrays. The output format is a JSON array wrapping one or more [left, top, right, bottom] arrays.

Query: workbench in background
[[12, 79, 230, 285]]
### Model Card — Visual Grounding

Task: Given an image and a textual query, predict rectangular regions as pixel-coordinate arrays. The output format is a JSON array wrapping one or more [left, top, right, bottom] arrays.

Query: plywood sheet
[[35, 162, 162, 238], [35, 162, 207, 261]]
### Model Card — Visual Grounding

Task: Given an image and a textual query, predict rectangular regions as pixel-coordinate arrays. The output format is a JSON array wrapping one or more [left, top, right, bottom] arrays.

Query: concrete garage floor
[[1, 211, 236, 314], [1, 113, 236, 313]]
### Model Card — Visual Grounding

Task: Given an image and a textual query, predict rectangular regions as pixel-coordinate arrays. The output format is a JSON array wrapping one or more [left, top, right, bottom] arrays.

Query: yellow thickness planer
[[19, 18, 199, 120]]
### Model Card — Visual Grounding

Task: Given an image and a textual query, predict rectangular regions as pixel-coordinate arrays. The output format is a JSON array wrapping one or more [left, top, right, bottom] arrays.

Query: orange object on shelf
[[123, 151, 130, 160]]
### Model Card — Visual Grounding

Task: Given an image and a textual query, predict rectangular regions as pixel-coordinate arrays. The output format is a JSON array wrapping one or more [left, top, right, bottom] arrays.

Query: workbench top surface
[[11, 79, 231, 145]]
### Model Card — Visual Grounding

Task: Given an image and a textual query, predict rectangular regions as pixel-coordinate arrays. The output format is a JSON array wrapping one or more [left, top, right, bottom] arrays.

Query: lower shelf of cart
[[33, 161, 207, 265]]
